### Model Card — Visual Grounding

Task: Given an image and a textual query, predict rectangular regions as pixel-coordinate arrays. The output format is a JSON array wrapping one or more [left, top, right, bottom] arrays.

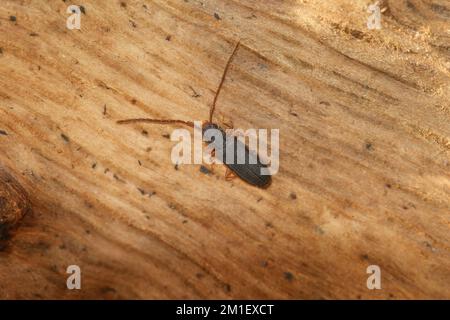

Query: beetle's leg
[[223, 121, 234, 130], [225, 168, 237, 181], [221, 117, 241, 137], [220, 115, 234, 129], [202, 148, 216, 173]]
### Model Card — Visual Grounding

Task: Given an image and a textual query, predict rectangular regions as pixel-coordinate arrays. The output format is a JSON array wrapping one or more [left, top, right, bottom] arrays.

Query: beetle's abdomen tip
[[258, 176, 272, 189]]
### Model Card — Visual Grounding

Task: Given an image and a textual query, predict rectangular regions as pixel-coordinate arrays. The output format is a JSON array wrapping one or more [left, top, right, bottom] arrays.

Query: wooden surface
[[0, 0, 449, 299]]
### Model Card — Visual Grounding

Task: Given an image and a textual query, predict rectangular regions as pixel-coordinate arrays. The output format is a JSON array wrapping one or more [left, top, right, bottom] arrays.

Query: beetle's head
[[201, 122, 225, 144], [201, 122, 220, 135]]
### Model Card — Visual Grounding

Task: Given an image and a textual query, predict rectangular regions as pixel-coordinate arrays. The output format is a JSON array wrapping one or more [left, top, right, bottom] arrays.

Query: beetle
[[117, 41, 272, 189]]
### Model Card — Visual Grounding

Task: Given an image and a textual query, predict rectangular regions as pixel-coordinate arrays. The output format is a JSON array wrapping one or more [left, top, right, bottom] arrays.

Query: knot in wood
[[0, 168, 30, 244]]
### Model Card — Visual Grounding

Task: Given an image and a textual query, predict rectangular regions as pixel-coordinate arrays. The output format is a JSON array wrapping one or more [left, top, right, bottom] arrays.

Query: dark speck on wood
[[61, 133, 70, 143], [407, 0, 415, 9], [137, 188, 156, 197], [283, 272, 294, 282], [34, 240, 51, 251], [199, 165, 211, 175], [189, 86, 201, 98], [113, 174, 125, 183], [9, 16, 16, 22], [289, 110, 298, 117], [79, 5, 86, 14], [315, 225, 325, 235], [360, 254, 369, 261], [214, 13, 221, 20], [430, 3, 449, 14], [0, 130, 7, 136]]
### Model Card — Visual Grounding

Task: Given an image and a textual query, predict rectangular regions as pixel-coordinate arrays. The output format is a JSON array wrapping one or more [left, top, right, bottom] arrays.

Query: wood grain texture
[[0, 0, 449, 299]]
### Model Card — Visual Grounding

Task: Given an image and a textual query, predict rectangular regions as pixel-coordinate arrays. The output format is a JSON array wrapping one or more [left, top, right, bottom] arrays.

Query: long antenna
[[117, 118, 195, 128], [209, 41, 241, 123]]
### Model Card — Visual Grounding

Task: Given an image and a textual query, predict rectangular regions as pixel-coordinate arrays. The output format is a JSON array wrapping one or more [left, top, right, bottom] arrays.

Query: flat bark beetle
[[118, 41, 272, 189]]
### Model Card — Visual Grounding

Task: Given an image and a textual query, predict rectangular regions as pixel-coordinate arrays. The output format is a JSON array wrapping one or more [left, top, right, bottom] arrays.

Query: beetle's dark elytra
[[225, 138, 272, 188]]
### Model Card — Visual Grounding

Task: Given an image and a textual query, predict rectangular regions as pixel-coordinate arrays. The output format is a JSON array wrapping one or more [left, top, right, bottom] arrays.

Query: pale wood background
[[0, 0, 449, 299]]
